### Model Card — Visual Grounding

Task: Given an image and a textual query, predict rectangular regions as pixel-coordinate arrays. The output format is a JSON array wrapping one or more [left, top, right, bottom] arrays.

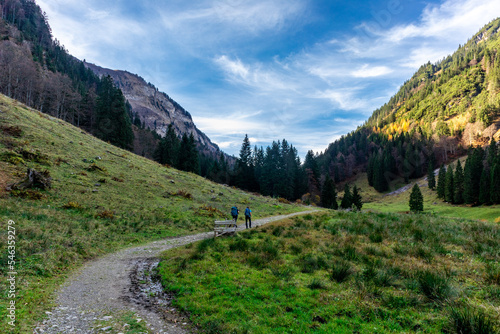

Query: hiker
[[245, 206, 252, 229], [231, 206, 239, 223]]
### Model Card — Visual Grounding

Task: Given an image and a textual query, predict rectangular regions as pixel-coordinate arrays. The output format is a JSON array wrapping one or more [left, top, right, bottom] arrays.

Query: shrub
[[330, 261, 353, 283], [369, 233, 383, 243], [299, 254, 327, 273], [271, 266, 295, 281], [307, 278, 326, 290], [229, 238, 249, 252], [95, 210, 115, 219], [449, 305, 499, 334], [62, 202, 83, 210], [486, 263, 500, 285], [418, 270, 453, 302]]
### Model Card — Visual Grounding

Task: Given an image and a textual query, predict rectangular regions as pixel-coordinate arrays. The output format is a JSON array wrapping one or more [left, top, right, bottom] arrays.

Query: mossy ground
[[0, 95, 304, 332], [159, 211, 500, 333]]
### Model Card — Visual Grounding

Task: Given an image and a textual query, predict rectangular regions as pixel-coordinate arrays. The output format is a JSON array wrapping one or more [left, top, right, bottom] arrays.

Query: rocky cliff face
[[85, 62, 220, 155]]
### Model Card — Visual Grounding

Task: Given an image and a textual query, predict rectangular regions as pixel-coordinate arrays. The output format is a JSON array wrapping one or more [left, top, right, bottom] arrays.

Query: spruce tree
[[427, 158, 436, 190], [351, 185, 363, 211], [321, 176, 338, 209], [178, 133, 199, 174], [340, 184, 352, 209], [464, 147, 484, 204], [453, 160, 464, 204], [95, 75, 134, 150], [491, 164, 500, 204], [437, 164, 446, 199], [479, 168, 491, 205], [409, 184, 424, 213], [445, 164, 454, 203]]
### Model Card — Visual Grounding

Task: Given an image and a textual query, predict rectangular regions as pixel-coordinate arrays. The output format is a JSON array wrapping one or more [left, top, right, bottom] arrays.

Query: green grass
[[158, 211, 500, 333], [0, 94, 306, 332], [353, 171, 500, 223]]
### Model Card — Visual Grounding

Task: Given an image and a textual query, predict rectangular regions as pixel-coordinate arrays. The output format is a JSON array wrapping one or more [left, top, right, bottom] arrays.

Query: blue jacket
[[245, 208, 251, 216]]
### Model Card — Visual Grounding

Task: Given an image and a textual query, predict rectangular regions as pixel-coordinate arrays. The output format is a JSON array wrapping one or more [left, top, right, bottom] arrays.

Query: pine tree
[[321, 176, 338, 209], [445, 164, 454, 203], [464, 147, 484, 205], [437, 164, 446, 199], [351, 185, 363, 211], [479, 168, 491, 204], [340, 184, 352, 209], [154, 124, 179, 166], [409, 184, 424, 212], [491, 164, 500, 204], [453, 160, 464, 204], [178, 133, 199, 174], [95, 75, 134, 150], [367, 155, 375, 187], [427, 158, 436, 190]]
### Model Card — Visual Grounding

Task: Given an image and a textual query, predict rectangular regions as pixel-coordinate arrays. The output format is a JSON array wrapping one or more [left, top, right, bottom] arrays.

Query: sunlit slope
[[0, 94, 304, 332]]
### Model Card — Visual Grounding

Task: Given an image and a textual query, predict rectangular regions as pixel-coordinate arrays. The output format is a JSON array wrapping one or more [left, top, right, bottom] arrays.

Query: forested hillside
[[312, 18, 500, 196]]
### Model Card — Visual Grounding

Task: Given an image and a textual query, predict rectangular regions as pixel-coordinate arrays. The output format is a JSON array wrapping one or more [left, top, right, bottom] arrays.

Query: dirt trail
[[34, 210, 317, 334]]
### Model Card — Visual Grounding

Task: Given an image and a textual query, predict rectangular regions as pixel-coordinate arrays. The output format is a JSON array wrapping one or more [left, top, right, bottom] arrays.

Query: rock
[[218, 192, 224, 196], [92, 189, 99, 193], [170, 180, 175, 184], [95, 183, 101, 187]]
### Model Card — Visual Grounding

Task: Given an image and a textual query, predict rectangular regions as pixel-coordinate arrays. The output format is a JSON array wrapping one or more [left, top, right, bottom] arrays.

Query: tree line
[[432, 140, 500, 205]]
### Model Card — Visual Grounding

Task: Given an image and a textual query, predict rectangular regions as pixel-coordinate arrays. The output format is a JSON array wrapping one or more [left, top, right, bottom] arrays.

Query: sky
[[36, 0, 500, 158]]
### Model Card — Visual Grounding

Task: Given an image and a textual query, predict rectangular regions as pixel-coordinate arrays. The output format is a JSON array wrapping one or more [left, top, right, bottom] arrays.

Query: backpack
[[231, 206, 238, 216]]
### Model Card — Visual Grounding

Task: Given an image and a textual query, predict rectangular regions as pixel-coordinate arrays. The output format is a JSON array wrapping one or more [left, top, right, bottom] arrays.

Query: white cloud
[[351, 64, 393, 78]]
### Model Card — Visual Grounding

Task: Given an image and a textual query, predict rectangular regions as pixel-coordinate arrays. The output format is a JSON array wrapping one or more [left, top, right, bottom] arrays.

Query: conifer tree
[[453, 160, 464, 204], [178, 133, 199, 174], [445, 164, 454, 203], [95, 75, 134, 150], [427, 158, 436, 190], [479, 168, 491, 205], [154, 124, 179, 166], [340, 184, 352, 209], [409, 184, 424, 212], [351, 185, 363, 211], [491, 164, 500, 204], [437, 164, 446, 199], [321, 176, 338, 209], [464, 147, 484, 204]]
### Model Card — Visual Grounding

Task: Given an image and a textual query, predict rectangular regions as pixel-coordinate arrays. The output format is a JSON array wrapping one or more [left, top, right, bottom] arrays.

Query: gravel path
[[34, 210, 317, 334]]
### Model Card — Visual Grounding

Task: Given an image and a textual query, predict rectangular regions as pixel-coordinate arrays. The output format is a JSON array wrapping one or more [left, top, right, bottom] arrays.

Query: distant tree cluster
[[154, 125, 200, 174], [233, 135, 307, 200], [435, 140, 500, 205]]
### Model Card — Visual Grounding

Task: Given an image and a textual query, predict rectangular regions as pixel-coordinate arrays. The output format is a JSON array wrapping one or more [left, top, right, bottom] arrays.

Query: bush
[[307, 278, 326, 290], [418, 270, 453, 302], [449, 305, 499, 334], [330, 261, 353, 283]]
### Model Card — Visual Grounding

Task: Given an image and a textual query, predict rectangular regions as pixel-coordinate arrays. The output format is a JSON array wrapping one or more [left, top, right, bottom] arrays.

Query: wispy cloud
[[35, 0, 500, 157]]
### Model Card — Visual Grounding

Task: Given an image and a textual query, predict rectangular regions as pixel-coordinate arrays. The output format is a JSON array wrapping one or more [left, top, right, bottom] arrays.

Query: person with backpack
[[231, 206, 239, 223], [244, 206, 252, 229]]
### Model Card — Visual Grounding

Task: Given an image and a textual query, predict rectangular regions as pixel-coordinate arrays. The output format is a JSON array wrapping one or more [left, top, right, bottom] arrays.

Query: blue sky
[[37, 0, 500, 158]]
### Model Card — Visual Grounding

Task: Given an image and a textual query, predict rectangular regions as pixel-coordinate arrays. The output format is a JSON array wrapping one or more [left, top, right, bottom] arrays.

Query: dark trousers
[[245, 216, 251, 228]]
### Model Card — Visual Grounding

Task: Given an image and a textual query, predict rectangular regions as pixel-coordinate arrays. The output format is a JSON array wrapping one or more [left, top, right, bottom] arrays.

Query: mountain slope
[[0, 93, 302, 332], [85, 62, 221, 157], [314, 18, 500, 192]]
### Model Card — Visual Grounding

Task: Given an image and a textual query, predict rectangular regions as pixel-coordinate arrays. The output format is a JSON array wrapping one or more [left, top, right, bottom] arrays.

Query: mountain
[[313, 18, 500, 192], [85, 62, 221, 157]]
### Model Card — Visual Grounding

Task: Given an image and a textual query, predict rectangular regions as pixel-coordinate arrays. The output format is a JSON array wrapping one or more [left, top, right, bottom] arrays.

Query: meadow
[[0, 95, 303, 332], [159, 211, 500, 333]]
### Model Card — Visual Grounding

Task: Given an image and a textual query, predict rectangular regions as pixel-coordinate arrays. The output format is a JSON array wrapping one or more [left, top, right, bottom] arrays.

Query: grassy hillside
[[159, 211, 500, 333], [0, 94, 304, 332]]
